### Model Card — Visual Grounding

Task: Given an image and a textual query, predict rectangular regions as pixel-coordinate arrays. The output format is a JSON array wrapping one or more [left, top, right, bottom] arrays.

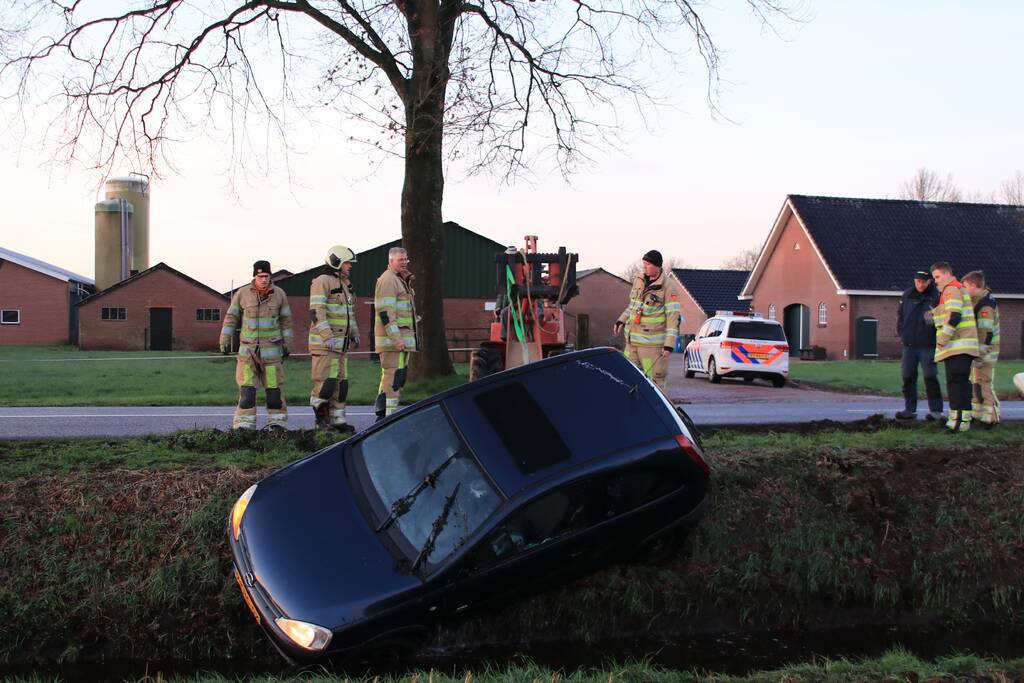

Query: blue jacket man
[[895, 271, 943, 420]]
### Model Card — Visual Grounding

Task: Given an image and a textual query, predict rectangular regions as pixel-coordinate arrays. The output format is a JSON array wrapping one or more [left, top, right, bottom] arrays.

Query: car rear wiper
[[411, 482, 461, 572], [376, 448, 459, 533]]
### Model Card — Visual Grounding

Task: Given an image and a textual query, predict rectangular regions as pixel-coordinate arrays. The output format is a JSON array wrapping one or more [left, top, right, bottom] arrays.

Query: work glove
[[923, 309, 935, 325], [972, 357, 984, 369], [612, 321, 624, 335], [219, 337, 230, 355], [282, 344, 291, 359], [326, 337, 347, 353], [350, 335, 361, 349]]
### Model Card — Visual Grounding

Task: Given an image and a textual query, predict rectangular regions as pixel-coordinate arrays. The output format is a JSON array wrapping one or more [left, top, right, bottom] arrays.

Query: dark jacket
[[897, 283, 939, 347]]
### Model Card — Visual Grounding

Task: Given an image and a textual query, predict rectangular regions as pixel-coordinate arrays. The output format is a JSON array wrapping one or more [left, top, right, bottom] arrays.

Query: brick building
[[566, 268, 630, 348], [0, 246, 94, 345], [741, 195, 1024, 360], [78, 262, 228, 351], [671, 268, 751, 337]]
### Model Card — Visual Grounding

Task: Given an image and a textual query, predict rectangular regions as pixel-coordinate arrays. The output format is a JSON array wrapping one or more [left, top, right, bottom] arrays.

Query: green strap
[[398, 351, 406, 370], [641, 357, 654, 377], [505, 265, 525, 343]]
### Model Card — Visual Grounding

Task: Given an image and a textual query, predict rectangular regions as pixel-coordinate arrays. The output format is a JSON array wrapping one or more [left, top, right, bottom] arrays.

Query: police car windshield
[[356, 404, 500, 569], [728, 321, 786, 341]]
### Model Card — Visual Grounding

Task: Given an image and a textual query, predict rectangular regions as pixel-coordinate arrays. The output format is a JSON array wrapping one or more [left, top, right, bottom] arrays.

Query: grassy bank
[[0, 346, 466, 406], [1, 423, 1023, 667], [788, 358, 1024, 398], [5, 648, 1024, 682]]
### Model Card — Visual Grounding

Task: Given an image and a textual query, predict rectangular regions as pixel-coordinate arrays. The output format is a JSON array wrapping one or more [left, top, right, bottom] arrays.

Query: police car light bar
[[714, 310, 762, 318]]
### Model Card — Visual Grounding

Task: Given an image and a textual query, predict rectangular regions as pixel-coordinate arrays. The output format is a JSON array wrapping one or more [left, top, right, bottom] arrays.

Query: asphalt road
[[1, 355, 1020, 438]]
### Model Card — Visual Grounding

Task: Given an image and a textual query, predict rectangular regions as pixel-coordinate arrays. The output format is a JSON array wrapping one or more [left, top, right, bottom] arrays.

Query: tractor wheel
[[469, 345, 503, 382]]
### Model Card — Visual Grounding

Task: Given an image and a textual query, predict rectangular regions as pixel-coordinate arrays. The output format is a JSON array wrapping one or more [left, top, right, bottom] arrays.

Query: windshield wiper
[[411, 482, 461, 572], [376, 448, 459, 533]]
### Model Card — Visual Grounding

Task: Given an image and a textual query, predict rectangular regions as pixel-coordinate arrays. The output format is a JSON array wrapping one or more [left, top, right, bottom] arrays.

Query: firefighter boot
[[374, 392, 387, 422], [313, 403, 333, 430]]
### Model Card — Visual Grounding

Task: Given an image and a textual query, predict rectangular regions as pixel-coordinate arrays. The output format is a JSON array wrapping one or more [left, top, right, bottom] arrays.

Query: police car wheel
[[771, 375, 786, 388], [683, 355, 695, 379], [708, 358, 721, 384], [743, 377, 754, 383]]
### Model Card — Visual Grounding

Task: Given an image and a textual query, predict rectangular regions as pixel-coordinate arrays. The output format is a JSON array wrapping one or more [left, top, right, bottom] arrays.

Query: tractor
[[469, 235, 579, 382]]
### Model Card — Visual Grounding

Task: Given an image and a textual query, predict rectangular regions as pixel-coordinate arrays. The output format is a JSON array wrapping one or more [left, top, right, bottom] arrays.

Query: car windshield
[[357, 404, 500, 569], [728, 321, 786, 341]]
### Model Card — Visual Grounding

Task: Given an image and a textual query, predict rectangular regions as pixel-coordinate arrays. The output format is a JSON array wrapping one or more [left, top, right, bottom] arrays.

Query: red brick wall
[[749, 212, 851, 360], [0, 261, 71, 345], [676, 287, 708, 337], [79, 269, 228, 350], [566, 271, 631, 348]]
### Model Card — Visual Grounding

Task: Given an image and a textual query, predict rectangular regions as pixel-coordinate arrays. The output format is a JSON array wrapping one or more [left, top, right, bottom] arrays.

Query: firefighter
[[926, 261, 980, 433], [309, 246, 360, 433], [612, 250, 681, 391], [219, 260, 294, 430], [962, 270, 1000, 427], [373, 246, 417, 421]]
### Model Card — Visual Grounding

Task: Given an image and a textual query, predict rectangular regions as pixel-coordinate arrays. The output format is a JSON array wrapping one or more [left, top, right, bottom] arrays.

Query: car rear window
[[727, 321, 786, 341], [475, 382, 571, 474]]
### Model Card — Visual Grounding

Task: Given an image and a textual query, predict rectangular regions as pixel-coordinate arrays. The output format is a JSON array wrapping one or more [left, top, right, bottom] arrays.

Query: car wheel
[[743, 377, 754, 384], [708, 357, 721, 384], [772, 376, 786, 388], [469, 345, 503, 382], [683, 355, 696, 378]]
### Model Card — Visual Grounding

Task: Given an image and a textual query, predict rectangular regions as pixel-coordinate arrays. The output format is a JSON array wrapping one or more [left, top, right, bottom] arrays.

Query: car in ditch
[[227, 347, 710, 663], [683, 311, 790, 387]]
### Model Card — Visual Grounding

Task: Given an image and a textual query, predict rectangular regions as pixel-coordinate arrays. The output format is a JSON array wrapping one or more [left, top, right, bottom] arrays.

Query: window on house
[[768, 304, 777, 321], [818, 302, 828, 326], [1, 309, 20, 325], [101, 307, 127, 320], [196, 308, 222, 321]]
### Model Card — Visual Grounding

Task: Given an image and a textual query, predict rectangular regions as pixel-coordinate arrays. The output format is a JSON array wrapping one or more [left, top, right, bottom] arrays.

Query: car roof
[[711, 314, 781, 324]]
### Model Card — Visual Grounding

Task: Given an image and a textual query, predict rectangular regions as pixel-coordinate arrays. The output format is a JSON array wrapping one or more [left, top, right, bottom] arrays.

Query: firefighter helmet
[[326, 245, 357, 269]]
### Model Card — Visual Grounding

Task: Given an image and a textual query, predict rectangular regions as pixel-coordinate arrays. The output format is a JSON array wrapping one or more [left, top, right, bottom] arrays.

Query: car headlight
[[231, 484, 257, 540], [275, 618, 333, 651]]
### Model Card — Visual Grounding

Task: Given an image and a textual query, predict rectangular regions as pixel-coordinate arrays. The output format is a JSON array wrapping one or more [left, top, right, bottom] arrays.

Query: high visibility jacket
[[930, 279, 979, 362], [220, 285, 294, 361], [374, 267, 417, 351], [617, 271, 682, 348], [309, 272, 358, 354], [970, 288, 1000, 364]]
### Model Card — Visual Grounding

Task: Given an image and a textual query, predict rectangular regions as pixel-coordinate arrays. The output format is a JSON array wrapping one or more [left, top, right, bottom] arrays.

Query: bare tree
[[998, 171, 1024, 206], [1, 0, 793, 378], [621, 255, 684, 282], [898, 168, 962, 202], [720, 245, 760, 270]]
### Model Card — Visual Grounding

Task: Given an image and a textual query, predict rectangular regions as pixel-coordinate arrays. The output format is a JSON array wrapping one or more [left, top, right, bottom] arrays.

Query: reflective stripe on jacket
[[931, 280, 979, 362], [617, 271, 681, 348], [220, 285, 293, 350], [971, 289, 1000, 363], [374, 268, 417, 351], [309, 272, 358, 354]]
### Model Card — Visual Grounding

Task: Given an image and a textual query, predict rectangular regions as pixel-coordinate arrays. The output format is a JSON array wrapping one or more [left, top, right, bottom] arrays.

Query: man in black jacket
[[895, 270, 944, 420]]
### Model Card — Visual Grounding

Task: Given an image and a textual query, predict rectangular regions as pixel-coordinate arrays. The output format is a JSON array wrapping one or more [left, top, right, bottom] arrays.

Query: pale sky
[[2, 1, 1022, 293]]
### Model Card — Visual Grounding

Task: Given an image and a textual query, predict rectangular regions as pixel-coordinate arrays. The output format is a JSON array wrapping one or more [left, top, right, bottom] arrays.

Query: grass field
[[0, 345, 467, 406], [788, 357, 1024, 398]]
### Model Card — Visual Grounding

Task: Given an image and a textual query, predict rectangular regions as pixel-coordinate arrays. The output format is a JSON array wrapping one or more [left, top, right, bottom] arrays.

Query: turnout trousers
[[625, 343, 669, 391], [971, 362, 1000, 425], [942, 354, 974, 432], [376, 350, 411, 419], [310, 352, 351, 428], [233, 346, 287, 429]]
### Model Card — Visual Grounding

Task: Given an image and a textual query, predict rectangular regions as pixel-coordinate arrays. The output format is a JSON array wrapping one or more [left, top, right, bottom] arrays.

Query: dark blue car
[[228, 348, 710, 663]]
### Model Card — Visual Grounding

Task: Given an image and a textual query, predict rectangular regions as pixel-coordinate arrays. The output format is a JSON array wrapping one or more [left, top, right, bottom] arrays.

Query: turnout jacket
[[929, 279, 979, 362], [309, 272, 358, 354], [220, 285, 294, 361], [374, 267, 417, 352], [970, 288, 1000, 364], [618, 270, 682, 349]]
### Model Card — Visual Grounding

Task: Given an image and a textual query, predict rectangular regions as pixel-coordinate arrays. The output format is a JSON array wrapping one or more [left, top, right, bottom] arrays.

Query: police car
[[683, 311, 790, 387]]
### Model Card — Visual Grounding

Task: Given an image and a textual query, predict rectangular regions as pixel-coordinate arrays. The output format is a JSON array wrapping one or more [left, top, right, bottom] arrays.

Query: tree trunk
[[402, 81, 454, 379]]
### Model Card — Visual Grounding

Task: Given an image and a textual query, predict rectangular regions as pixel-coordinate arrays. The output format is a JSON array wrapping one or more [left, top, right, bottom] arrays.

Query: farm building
[[0, 246, 94, 346]]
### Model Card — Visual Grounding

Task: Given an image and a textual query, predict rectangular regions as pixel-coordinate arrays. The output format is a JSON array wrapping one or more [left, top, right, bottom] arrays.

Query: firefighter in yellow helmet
[[962, 270, 1000, 427], [309, 245, 360, 433], [373, 246, 417, 421], [613, 250, 681, 391], [927, 261, 980, 433], [219, 260, 294, 430]]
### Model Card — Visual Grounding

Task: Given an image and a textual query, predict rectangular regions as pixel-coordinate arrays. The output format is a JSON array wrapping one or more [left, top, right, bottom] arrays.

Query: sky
[[2, 1, 1022, 293]]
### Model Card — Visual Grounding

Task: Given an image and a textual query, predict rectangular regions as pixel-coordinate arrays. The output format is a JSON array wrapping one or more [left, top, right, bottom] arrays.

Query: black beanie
[[642, 250, 663, 268], [253, 260, 271, 276]]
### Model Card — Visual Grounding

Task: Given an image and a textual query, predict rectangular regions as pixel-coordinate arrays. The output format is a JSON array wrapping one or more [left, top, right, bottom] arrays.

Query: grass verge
[[1, 423, 1023, 667], [0, 346, 466, 406], [788, 358, 1024, 398]]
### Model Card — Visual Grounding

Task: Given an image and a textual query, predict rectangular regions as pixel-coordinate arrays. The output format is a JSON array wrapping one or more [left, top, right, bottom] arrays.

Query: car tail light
[[720, 340, 739, 349], [232, 484, 257, 540], [674, 434, 709, 475], [775, 344, 789, 352]]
